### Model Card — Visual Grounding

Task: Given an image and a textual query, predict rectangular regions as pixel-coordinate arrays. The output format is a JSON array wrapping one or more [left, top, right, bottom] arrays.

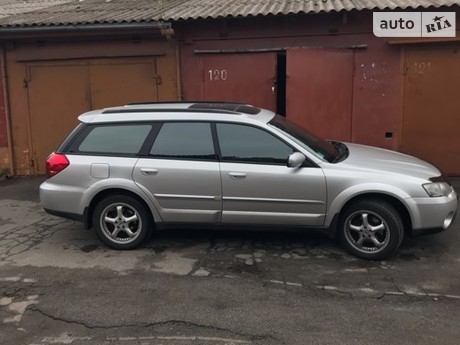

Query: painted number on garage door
[[201, 53, 277, 111], [208, 69, 228, 81]]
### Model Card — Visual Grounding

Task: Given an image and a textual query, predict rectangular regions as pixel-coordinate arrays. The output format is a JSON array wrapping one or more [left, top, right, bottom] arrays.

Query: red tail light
[[46, 153, 69, 178]]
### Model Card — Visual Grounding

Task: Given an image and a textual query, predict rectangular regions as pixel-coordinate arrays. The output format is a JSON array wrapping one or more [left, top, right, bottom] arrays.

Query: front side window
[[269, 115, 340, 162], [217, 123, 293, 164], [150, 122, 215, 160], [77, 124, 152, 155]]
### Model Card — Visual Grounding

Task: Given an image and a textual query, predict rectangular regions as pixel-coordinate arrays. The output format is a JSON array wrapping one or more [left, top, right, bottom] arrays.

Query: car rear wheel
[[338, 199, 404, 260], [93, 194, 152, 250]]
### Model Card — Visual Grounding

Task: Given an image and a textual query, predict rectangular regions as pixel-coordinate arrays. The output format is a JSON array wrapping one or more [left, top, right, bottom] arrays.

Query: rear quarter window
[[69, 124, 152, 155]]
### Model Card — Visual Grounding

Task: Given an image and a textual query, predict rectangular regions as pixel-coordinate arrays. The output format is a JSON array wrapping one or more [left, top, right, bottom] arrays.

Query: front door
[[215, 123, 327, 226], [133, 122, 221, 223]]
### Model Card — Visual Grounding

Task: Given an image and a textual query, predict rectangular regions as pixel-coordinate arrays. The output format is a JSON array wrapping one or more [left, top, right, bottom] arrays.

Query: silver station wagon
[[40, 102, 457, 260]]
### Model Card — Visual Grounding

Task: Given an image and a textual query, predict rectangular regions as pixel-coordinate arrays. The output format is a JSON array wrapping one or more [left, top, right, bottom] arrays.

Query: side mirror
[[287, 152, 306, 168]]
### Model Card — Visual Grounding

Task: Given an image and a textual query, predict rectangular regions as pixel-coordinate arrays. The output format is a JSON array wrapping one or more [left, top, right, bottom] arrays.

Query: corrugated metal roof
[[0, 0, 458, 27], [160, 0, 460, 21], [0, 0, 72, 19]]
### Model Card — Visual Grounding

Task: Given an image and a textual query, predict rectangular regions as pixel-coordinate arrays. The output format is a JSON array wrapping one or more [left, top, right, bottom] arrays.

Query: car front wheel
[[338, 199, 404, 260], [92, 194, 152, 250]]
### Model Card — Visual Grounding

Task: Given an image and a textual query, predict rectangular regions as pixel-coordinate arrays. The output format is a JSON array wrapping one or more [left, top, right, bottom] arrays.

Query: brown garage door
[[89, 59, 160, 109], [26, 57, 169, 174], [286, 48, 354, 142], [201, 53, 277, 111], [402, 47, 460, 175], [27, 63, 91, 174]]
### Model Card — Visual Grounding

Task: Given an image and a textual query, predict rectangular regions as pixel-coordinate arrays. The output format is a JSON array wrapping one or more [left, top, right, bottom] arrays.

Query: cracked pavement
[[0, 177, 459, 345]]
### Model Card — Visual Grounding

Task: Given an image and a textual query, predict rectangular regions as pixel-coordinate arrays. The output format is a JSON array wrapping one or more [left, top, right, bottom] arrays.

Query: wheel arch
[[328, 192, 413, 238], [85, 188, 155, 230]]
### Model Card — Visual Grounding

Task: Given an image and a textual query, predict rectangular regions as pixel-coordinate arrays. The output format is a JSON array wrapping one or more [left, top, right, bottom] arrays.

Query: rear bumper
[[40, 181, 86, 219], [43, 208, 84, 223]]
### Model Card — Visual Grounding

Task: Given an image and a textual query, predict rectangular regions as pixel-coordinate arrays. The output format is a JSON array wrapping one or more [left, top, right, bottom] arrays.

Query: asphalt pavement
[[0, 176, 459, 345]]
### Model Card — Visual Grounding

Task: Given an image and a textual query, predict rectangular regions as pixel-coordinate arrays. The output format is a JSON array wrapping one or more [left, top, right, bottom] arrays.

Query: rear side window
[[150, 122, 216, 160], [76, 124, 152, 155]]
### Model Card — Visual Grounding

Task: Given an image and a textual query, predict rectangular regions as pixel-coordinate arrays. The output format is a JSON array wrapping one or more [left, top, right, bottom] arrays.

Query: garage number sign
[[208, 69, 228, 81], [373, 12, 456, 37]]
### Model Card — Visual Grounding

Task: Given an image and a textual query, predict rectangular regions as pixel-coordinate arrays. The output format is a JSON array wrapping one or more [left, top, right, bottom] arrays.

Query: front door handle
[[228, 172, 247, 179], [140, 168, 159, 176]]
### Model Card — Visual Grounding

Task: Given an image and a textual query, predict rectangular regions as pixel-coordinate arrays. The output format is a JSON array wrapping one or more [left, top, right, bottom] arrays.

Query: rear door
[[133, 122, 222, 223], [216, 122, 327, 226]]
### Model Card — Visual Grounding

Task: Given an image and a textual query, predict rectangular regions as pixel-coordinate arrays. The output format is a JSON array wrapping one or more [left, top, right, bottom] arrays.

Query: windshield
[[269, 115, 341, 163]]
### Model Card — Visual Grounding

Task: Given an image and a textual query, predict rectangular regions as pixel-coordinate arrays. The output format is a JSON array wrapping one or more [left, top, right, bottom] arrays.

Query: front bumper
[[406, 189, 457, 236]]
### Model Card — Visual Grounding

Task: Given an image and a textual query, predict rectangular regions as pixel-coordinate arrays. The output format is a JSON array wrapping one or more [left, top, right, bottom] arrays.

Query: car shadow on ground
[[1, 176, 458, 262], [141, 226, 444, 263]]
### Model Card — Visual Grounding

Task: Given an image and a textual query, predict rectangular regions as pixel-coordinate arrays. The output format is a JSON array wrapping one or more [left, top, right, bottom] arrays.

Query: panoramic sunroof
[[188, 103, 261, 115]]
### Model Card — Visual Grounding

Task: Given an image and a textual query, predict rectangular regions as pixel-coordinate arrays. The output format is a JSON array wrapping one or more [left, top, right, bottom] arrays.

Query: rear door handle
[[140, 168, 159, 176], [228, 172, 247, 179]]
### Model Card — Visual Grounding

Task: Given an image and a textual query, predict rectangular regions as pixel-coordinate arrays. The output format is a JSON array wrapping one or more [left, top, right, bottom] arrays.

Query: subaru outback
[[40, 102, 457, 260]]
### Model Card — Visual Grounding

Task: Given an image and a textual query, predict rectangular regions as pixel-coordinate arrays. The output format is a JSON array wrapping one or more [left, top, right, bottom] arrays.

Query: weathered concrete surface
[[0, 177, 459, 345]]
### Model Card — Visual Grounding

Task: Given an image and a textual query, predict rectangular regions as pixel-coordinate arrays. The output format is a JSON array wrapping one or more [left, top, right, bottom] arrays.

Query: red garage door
[[201, 53, 277, 111], [286, 48, 354, 142], [402, 47, 460, 175]]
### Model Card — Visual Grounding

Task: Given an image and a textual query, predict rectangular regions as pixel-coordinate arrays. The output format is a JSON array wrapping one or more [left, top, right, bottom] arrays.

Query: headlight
[[423, 182, 452, 197]]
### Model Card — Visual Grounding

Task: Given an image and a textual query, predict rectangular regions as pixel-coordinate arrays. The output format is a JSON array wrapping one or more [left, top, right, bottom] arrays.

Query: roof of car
[[78, 101, 276, 124]]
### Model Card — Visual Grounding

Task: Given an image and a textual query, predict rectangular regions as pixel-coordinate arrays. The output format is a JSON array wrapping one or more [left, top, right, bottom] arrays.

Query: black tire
[[338, 199, 404, 260], [92, 194, 152, 250]]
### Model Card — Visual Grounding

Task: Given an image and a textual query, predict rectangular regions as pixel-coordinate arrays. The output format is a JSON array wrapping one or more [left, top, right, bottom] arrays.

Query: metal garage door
[[26, 57, 164, 174], [200, 53, 277, 111], [286, 48, 354, 142], [402, 47, 460, 175]]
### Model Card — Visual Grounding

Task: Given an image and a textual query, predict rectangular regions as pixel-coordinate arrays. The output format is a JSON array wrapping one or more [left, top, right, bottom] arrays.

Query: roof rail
[[189, 103, 261, 115], [119, 101, 261, 115], [101, 108, 238, 115], [126, 100, 244, 106]]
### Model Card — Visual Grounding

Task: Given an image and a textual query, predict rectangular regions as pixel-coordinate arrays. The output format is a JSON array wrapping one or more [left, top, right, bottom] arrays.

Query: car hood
[[338, 143, 440, 180]]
